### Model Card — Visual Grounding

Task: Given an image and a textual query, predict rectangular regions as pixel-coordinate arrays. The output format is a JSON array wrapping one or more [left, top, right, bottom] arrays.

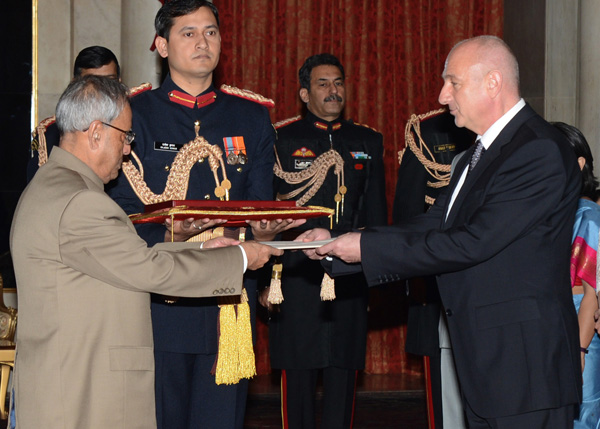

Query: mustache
[[324, 94, 343, 102]]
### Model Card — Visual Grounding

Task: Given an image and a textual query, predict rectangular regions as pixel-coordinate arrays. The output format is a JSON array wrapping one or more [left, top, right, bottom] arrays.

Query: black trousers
[[465, 397, 576, 429], [281, 367, 358, 429], [154, 351, 248, 429]]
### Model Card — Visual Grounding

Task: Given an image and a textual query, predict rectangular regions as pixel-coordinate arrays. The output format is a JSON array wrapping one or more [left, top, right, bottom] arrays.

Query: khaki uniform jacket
[[10, 147, 244, 428]]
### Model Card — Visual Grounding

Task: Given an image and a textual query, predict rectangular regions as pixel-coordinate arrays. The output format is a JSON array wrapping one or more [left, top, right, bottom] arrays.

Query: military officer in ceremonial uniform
[[28, 46, 121, 182], [265, 53, 387, 428], [107, 1, 300, 428]]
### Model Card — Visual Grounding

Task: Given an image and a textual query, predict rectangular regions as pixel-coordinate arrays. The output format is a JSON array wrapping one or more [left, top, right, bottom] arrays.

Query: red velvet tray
[[129, 200, 334, 227]]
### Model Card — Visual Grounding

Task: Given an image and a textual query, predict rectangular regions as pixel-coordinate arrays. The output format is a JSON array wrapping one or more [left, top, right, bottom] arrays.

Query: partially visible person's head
[[298, 54, 346, 122], [155, 0, 219, 40], [73, 46, 120, 80], [154, 0, 221, 86], [438, 36, 520, 135], [56, 75, 132, 183], [553, 122, 599, 200]]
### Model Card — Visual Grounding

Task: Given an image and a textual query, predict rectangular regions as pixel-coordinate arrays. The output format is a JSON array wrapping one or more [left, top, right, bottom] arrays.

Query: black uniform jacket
[[269, 111, 387, 369], [107, 75, 275, 354]]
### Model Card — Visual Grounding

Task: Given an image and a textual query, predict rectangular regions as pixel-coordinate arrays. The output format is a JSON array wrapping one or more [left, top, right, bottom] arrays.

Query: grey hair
[[55, 75, 129, 134]]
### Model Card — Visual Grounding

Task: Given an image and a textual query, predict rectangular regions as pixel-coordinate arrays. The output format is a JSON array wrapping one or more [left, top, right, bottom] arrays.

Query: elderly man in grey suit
[[9, 75, 282, 428]]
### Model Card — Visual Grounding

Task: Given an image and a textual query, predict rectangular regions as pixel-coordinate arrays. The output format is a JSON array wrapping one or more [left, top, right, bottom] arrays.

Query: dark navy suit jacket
[[335, 105, 582, 418]]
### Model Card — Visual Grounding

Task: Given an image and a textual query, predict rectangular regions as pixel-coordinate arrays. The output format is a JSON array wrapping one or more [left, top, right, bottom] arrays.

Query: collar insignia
[[313, 121, 342, 131], [168, 90, 216, 109]]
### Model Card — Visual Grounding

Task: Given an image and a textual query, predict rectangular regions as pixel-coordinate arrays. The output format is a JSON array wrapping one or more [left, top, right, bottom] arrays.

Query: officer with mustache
[[264, 53, 387, 429]]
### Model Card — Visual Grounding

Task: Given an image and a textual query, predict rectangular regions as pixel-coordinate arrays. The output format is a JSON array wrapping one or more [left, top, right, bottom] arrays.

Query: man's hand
[[248, 218, 307, 242], [296, 228, 332, 260], [164, 217, 226, 242], [315, 232, 362, 264], [203, 237, 240, 249], [240, 241, 284, 270]]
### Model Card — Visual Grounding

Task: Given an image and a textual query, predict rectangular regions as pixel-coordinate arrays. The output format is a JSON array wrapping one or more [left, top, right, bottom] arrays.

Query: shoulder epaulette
[[31, 115, 57, 166], [220, 84, 275, 108], [31, 115, 56, 150], [32, 116, 56, 140], [400, 107, 451, 187], [273, 116, 302, 129], [352, 120, 380, 133], [128, 82, 152, 97], [420, 108, 447, 122]]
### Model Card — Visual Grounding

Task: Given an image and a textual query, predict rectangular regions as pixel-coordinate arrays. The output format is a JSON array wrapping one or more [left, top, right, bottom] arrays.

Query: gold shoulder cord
[[32, 116, 56, 167], [273, 147, 345, 224], [122, 120, 231, 206], [122, 121, 253, 385], [271, 146, 342, 304], [400, 108, 452, 192]]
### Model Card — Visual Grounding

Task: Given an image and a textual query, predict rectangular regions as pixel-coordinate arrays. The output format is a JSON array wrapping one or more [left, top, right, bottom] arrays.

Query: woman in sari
[[555, 122, 600, 428]]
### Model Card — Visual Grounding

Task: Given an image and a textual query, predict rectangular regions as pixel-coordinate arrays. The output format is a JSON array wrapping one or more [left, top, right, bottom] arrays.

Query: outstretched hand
[[164, 217, 226, 242], [248, 218, 307, 242], [240, 241, 284, 270], [314, 232, 362, 264], [296, 228, 332, 260], [203, 236, 240, 249]]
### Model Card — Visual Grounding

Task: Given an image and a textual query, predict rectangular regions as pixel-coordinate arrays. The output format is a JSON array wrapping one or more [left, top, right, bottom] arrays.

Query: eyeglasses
[[101, 122, 136, 144]]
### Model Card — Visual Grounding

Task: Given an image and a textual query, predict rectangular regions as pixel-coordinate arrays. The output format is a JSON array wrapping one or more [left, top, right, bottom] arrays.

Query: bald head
[[438, 36, 521, 135], [450, 36, 520, 95]]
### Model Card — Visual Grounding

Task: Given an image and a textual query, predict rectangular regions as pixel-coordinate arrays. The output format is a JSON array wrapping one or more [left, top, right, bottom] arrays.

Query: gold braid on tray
[[121, 120, 231, 205]]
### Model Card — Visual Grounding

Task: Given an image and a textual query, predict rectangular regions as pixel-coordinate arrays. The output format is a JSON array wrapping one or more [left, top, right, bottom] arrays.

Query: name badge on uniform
[[154, 142, 184, 152], [223, 136, 248, 165], [294, 159, 313, 170], [434, 144, 456, 153]]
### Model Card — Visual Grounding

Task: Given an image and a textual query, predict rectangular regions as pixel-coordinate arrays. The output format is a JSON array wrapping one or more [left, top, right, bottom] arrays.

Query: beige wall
[[505, 0, 600, 165], [36, 0, 160, 120]]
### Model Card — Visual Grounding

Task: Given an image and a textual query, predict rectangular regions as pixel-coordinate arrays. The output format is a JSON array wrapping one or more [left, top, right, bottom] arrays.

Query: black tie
[[469, 139, 485, 172]]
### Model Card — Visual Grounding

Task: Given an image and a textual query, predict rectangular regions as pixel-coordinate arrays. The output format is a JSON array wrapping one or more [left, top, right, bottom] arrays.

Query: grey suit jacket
[[10, 147, 245, 428]]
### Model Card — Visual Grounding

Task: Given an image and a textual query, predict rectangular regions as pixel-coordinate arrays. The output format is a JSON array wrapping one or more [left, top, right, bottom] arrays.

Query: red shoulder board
[[273, 116, 302, 129], [352, 120, 379, 133], [128, 82, 152, 98], [220, 84, 275, 108]]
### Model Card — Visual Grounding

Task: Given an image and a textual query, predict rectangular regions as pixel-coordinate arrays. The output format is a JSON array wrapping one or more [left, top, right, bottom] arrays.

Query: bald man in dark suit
[[300, 36, 582, 428]]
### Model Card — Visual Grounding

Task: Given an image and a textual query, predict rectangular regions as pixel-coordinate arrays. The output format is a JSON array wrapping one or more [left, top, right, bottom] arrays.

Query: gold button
[[198, 158, 205, 163], [237, 167, 243, 172], [204, 194, 210, 200], [164, 165, 170, 171]]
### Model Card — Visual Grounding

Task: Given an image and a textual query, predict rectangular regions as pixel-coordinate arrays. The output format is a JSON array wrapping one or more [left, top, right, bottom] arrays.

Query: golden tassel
[[236, 288, 256, 379], [215, 303, 240, 385], [320, 272, 336, 301], [268, 262, 284, 304]]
